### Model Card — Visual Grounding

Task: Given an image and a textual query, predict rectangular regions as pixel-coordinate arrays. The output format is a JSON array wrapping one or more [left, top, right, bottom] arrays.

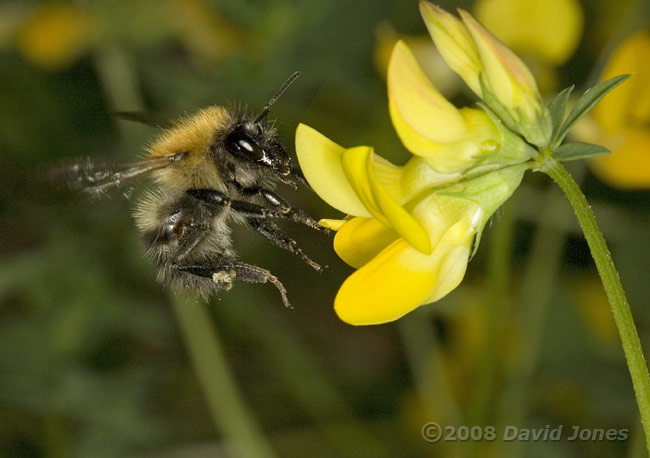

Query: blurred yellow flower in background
[[15, 4, 93, 71], [474, 0, 583, 66], [9, 0, 242, 72], [167, 0, 244, 65], [577, 33, 650, 189], [571, 275, 618, 343]]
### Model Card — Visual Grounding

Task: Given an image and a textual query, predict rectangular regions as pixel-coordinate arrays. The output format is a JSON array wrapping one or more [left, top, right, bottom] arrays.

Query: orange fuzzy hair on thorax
[[148, 106, 233, 192]]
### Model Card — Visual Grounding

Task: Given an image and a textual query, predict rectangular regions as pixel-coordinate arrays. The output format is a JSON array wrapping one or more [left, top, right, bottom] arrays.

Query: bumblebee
[[65, 72, 325, 307]]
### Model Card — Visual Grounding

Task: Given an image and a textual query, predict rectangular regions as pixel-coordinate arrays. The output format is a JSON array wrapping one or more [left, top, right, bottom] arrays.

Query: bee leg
[[239, 187, 329, 233], [173, 225, 210, 262], [186, 188, 289, 220], [177, 260, 292, 308], [249, 219, 324, 272]]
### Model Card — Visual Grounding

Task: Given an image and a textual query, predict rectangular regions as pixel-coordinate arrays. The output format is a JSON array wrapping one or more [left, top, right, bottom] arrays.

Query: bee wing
[[51, 155, 175, 199]]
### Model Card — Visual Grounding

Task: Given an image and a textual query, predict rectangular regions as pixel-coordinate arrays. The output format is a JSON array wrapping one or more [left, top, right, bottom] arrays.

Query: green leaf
[[552, 74, 630, 148], [547, 84, 574, 138], [552, 142, 610, 162]]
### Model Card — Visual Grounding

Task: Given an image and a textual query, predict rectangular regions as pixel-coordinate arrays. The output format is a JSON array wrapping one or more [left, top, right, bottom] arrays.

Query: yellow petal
[[334, 217, 399, 268], [390, 98, 498, 173], [387, 37, 501, 170], [341, 146, 386, 222], [319, 218, 347, 231], [334, 239, 437, 325], [459, 9, 540, 109], [423, 219, 474, 302], [459, 9, 551, 145], [388, 40, 468, 143], [393, 156, 462, 202], [419, 1, 483, 95], [342, 146, 432, 253], [335, 193, 476, 325], [474, 0, 583, 65], [334, 229, 471, 326], [295, 124, 371, 217], [374, 23, 462, 97], [366, 151, 432, 254]]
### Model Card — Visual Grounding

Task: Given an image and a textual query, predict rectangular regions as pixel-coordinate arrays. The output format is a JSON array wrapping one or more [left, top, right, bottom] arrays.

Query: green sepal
[[547, 84, 574, 139], [552, 142, 610, 162], [478, 74, 518, 133], [551, 74, 630, 148], [438, 164, 527, 258]]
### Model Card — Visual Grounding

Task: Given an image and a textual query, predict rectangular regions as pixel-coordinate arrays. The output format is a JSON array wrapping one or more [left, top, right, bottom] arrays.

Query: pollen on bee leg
[[266, 274, 292, 309], [213, 270, 236, 290]]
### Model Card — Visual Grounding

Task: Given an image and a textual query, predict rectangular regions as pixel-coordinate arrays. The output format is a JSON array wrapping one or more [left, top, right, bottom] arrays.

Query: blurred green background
[[1, 0, 650, 457]]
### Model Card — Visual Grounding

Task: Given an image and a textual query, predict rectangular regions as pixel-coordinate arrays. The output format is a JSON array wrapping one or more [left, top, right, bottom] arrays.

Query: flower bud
[[420, 1, 552, 146]]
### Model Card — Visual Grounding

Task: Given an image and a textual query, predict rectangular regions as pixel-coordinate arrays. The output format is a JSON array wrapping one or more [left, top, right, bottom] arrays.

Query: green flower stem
[[172, 294, 277, 458], [541, 159, 650, 453]]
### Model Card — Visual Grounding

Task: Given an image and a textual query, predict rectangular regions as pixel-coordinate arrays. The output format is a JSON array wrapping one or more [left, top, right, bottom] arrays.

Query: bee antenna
[[255, 71, 300, 123]]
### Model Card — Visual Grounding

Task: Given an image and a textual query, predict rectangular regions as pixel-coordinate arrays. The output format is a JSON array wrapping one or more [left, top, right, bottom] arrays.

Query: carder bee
[[62, 72, 326, 307]]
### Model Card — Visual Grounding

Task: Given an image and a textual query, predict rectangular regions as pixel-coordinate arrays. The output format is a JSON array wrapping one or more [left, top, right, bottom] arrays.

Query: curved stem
[[540, 159, 650, 454]]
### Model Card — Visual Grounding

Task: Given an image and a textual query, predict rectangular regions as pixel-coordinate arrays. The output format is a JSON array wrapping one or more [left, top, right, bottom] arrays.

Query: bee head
[[220, 72, 309, 189], [223, 122, 291, 175], [222, 121, 308, 189]]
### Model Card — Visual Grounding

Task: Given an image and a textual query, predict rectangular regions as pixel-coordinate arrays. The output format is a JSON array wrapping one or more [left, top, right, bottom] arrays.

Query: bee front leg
[[186, 188, 289, 220], [177, 260, 291, 308], [249, 219, 323, 272], [238, 187, 329, 233]]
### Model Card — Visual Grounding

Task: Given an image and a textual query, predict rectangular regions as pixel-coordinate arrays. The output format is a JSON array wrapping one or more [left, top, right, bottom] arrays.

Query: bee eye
[[225, 126, 266, 163]]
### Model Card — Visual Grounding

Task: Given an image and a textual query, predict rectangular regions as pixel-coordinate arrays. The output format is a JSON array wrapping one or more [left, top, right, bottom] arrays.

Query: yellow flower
[[388, 40, 533, 175], [168, 0, 244, 65], [294, 7, 545, 325], [419, 2, 552, 146], [295, 124, 526, 325], [577, 33, 650, 189]]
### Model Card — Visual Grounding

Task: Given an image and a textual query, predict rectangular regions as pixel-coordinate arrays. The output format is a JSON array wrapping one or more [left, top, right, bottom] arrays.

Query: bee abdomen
[[134, 189, 235, 298]]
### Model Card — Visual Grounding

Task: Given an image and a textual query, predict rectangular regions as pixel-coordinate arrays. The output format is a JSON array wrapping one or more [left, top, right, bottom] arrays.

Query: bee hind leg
[[177, 260, 291, 308], [249, 219, 323, 272]]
